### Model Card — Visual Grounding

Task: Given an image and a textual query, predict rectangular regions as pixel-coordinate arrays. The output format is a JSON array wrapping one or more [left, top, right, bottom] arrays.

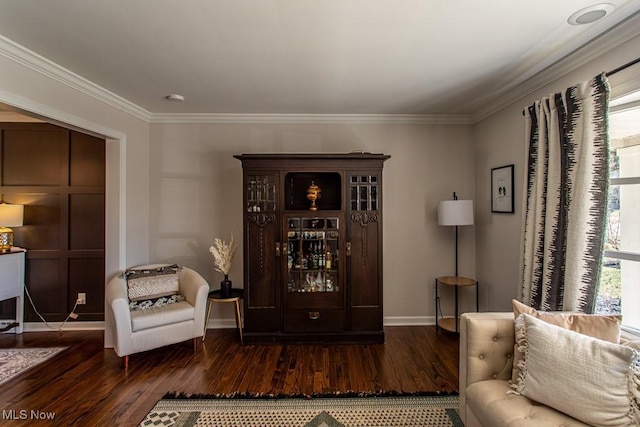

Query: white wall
[[149, 122, 475, 323], [474, 33, 640, 312]]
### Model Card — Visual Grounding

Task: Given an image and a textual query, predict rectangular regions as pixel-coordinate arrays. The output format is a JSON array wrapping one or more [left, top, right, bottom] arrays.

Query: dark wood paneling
[[1, 127, 66, 186], [70, 131, 105, 187], [0, 124, 105, 322], [24, 258, 64, 320], [69, 194, 105, 250], [11, 193, 61, 250], [69, 257, 105, 320]]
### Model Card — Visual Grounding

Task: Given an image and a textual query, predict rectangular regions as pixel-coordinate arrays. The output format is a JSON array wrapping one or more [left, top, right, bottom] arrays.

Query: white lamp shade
[[438, 200, 474, 226], [0, 203, 24, 227]]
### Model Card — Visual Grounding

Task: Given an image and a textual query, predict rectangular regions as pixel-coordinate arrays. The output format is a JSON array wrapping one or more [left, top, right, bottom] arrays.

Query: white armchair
[[105, 264, 210, 369]]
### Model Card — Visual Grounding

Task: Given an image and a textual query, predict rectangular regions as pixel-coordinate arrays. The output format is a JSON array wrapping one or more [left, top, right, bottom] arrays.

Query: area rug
[[139, 392, 463, 427], [0, 347, 67, 387]]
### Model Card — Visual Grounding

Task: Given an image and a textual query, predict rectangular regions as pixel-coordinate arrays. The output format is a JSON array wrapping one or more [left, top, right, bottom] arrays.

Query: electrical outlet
[[77, 293, 86, 305]]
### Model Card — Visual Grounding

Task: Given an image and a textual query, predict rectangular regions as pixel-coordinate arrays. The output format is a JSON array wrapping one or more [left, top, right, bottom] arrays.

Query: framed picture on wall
[[491, 164, 514, 213]]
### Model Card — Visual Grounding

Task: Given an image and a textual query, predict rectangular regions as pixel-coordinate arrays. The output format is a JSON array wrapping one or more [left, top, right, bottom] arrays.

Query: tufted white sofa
[[459, 312, 594, 427]]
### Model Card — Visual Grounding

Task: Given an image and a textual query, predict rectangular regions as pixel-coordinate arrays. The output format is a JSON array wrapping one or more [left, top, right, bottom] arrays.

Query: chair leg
[[193, 337, 197, 353], [124, 355, 129, 370]]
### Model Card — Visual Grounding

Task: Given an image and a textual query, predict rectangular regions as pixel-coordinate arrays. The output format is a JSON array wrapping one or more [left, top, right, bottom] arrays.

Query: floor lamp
[[438, 192, 473, 277]]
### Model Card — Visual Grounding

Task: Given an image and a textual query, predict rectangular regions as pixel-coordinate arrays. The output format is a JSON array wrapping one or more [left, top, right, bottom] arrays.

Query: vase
[[221, 275, 232, 298]]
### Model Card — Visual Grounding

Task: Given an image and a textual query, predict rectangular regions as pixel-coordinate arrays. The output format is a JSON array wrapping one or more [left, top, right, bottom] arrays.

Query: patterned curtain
[[520, 73, 610, 313]]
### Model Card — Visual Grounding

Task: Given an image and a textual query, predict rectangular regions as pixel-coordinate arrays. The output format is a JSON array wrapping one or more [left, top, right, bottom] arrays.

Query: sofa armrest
[[105, 274, 133, 354], [178, 267, 210, 333], [179, 267, 209, 305], [105, 275, 131, 326], [459, 312, 515, 425]]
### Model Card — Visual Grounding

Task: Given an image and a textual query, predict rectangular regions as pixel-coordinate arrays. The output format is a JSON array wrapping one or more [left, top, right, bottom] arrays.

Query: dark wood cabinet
[[235, 153, 390, 344]]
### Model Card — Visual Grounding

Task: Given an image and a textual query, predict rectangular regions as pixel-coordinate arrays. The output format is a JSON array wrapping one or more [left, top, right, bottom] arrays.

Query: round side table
[[435, 276, 478, 333], [203, 288, 244, 344]]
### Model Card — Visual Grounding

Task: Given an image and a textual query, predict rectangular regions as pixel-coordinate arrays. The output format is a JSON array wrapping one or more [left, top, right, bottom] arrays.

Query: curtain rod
[[606, 56, 640, 77], [521, 56, 640, 115]]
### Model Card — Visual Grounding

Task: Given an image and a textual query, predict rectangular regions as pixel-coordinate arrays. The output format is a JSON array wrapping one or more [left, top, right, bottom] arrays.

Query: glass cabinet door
[[350, 174, 378, 211], [246, 174, 277, 212], [286, 217, 339, 293]]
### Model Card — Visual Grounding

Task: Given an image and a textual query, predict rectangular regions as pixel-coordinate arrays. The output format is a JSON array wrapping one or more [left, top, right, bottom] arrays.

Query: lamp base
[[0, 227, 14, 252]]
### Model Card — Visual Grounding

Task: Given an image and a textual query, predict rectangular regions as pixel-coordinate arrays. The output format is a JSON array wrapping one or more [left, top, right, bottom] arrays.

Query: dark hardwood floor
[[0, 326, 459, 426]]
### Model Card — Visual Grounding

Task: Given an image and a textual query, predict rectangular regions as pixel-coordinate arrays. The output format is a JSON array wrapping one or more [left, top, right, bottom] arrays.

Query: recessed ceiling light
[[568, 3, 615, 25], [165, 94, 185, 102]]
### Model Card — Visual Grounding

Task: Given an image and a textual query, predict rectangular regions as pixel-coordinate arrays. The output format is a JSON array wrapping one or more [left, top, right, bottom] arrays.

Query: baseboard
[[207, 317, 437, 328], [23, 320, 237, 332], [207, 318, 241, 329], [10, 317, 436, 333], [22, 321, 106, 332], [383, 316, 435, 326]]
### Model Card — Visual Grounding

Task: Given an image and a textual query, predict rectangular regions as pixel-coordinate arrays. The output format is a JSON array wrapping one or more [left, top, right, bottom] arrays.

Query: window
[[596, 100, 640, 334]]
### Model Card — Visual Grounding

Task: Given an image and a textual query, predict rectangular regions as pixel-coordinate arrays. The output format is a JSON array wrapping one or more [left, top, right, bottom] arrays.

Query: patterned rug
[[139, 392, 463, 427], [0, 347, 67, 387]]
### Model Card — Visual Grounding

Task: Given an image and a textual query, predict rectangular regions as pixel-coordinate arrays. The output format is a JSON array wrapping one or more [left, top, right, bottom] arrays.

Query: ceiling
[[0, 0, 639, 121]]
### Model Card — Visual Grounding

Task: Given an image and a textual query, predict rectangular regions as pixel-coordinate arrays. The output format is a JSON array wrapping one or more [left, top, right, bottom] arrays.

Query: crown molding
[[471, 11, 640, 123], [3, 9, 637, 128], [149, 113, 473, 125], [0, 33, 472, 126], [0, 34, 151, 122]]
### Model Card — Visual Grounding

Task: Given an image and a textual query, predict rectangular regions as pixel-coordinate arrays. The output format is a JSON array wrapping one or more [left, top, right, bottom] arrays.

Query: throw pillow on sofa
[[129, 294, 186, 311], [510, 299, 621, 383], [511, 313, 639, 427], [124, 264, 182, 302]]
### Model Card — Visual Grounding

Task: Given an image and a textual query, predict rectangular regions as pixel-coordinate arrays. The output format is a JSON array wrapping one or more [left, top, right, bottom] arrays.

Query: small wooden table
[[0, 248, 26, 334], [203, 288, 244, 344], [435, 276, 478, 333]]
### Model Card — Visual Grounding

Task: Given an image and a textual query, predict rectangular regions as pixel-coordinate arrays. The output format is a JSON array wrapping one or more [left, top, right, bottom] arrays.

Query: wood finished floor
[[0, 326, 459, 426]]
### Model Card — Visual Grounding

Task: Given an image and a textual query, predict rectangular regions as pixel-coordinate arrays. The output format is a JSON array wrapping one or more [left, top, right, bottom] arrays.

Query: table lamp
[[0, 203, 24, 252], [438, 192, 473, 276]]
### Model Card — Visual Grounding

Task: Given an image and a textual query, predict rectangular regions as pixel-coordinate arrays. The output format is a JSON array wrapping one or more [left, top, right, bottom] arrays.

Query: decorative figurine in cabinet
[[234, 153, 390, 344]]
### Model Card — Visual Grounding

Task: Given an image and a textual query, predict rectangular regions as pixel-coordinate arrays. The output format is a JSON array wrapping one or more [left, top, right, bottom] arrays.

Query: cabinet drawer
[[283, 310, 345, 333]]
